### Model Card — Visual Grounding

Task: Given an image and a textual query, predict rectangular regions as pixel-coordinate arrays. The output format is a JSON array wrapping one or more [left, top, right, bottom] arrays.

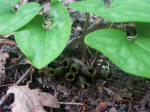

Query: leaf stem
[[81, 13, 90, 63]]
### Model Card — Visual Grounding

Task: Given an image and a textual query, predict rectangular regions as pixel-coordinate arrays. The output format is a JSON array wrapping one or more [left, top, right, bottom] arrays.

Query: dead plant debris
[[6, 85, 60, 112]]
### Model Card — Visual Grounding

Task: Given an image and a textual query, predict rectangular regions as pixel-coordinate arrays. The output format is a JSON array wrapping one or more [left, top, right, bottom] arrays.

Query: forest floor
[[0, 0, 150, 112]]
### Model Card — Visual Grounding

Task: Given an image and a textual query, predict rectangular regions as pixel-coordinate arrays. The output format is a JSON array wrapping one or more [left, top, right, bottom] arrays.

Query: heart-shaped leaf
[[85, 23, 150, 78], [69, 0, 150, 22], [14, 0, 71, 69], [0, 0, 42, 35]]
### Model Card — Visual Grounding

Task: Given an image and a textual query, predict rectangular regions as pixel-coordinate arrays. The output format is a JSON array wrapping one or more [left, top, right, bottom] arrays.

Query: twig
[[128, 103, 132, 112], [60, 102, 83, 106], [0, 84, 14, 88], [16, 66, 33, 85], [101, 98, 146, 104], [0, 94, 10, 106], [89, 51, 99, 67], [87, 17, 103, 34], [109, 22, 114, 28]]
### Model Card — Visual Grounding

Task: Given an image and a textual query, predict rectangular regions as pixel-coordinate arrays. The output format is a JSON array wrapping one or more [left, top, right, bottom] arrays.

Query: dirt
[[0, 0, 150, 112]]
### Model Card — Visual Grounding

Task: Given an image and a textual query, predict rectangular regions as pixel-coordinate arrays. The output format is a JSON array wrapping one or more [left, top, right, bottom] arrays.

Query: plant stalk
[[81, 13, 90, 63]]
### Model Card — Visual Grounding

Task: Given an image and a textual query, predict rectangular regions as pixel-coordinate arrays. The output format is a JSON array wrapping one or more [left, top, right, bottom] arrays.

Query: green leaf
[[85, 23, 150, 78], [0, 0, 42, 35], [69, 0, 150, 22], [14, 0, 71, 69]]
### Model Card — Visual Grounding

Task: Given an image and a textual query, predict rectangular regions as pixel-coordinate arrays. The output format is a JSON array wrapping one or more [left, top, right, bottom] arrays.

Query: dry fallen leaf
[[95, 101, 107, 112], [109, 107, 118, 112], [96, 83, 103, 94], [56, 85, 70, 97], [118, 89, 133, 99], [0, 50, 9, 78], [15, 0, 28, 8], [0, 33, 14, 38], [103, 87, 123, 101], [62, 0, 76, 5], [0, 39, 16, 45], [7, 85, 60, 112], [103, 87, 115, 97]]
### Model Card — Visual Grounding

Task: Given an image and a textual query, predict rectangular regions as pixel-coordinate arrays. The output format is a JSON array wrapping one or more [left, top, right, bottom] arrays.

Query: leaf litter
[[0, 50, 9, 79], [6, 85, 60, 112]]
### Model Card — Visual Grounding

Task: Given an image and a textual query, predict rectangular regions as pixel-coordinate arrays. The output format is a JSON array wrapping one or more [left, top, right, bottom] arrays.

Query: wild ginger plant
[[0, 0, 71, 68], [1, 0, 150, 79], [69, 0, 150, 78]]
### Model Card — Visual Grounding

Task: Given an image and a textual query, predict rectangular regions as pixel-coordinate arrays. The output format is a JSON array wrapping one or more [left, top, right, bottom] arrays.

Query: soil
[[0, 0, 150, 112]]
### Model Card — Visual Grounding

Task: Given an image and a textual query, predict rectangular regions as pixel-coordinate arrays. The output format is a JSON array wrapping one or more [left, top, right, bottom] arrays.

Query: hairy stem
[[81, 13, 90, 63]]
